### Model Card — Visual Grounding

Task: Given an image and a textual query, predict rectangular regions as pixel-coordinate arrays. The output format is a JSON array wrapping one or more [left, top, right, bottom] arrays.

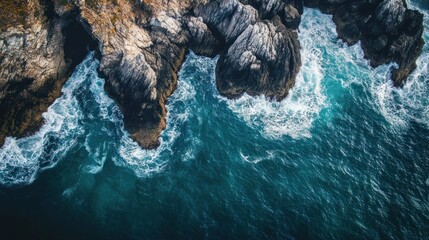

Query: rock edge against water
[[0, 0, 424, 149]]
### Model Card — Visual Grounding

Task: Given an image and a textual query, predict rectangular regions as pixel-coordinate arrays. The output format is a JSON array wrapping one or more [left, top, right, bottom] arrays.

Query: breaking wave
[[370, 0, 429, 129], [225, 9, 328, 139], [0, 54, 90, 185]]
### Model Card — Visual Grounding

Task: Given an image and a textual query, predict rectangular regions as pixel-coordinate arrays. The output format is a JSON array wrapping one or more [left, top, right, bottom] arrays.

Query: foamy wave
[[0, 54, 95, 186], [371, 57, 429, 129], [82, 65, 118, 174], [90, 74, 112, 120], [0, 138, 40, 185], [113, 62, 197, 177], [83, 133, 108, 174], [225, 9, 327, 139], [115, 134, 169, 177], [297, 6, 429, 131], [370, 1, 429, 129]]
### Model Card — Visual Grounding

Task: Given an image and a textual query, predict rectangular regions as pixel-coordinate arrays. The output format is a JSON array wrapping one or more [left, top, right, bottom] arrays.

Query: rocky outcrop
[[195, 0, 301, 100], [304, 0, 425, 86], [73, 0, 302, 148], [0, 0, 424, 149], [75, 0, 178, 149], [216, 16, 300, 99], [195, 0, 259, 45], [186, 16, 221, 57], [241, 0, 303, 19], [283, 4, 301, 29], [0, 0, 95, 146]]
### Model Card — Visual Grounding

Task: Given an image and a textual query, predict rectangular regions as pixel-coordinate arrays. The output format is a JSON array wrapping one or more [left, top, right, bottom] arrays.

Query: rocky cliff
[[0, 0, 95, 146], [0, 0, 424, 149]]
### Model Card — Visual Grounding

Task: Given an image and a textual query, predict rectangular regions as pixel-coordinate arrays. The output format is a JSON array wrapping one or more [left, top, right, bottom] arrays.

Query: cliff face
[[0, 0, 99, 147], [0, 0, 87, 146], [0, 0, 424, 149]]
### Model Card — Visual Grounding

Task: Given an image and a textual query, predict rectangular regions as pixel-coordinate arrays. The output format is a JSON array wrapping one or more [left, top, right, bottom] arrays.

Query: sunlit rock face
[[0, 0, 424, 149], [216, 17, 301, 100], [0, 0, 94, 146]]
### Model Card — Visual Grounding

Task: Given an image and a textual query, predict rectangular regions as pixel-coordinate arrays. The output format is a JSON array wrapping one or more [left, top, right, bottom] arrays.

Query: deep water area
[[0, 2, 428, 239]]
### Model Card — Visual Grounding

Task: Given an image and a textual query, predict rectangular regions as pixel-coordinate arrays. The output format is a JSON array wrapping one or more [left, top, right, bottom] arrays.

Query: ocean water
[[0, 2, 428, 239]]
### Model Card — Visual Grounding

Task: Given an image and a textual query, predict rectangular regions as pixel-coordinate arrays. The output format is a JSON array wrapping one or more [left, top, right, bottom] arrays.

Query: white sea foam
[[239, 149, 276, 164], [225, 9, 327, 139], [0, 54, 95, 185], [369, 1, 429, 129], [90, 75, 112, 120], [83, 133, 109, 174], [0, 50, 198, 182], [325, 0, 429, 129], [295, 6, 429, 131], [113, 60, 198, 177]]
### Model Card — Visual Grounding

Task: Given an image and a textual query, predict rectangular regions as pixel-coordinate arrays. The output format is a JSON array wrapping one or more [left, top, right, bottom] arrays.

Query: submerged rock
[[0, 0, 424, 149]]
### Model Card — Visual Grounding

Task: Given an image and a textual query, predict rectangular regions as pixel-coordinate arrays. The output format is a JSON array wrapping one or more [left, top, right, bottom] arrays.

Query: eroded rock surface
[[0, 0, 93, 146], [216, 17, 301, 100], [0, 0, 424, 149]]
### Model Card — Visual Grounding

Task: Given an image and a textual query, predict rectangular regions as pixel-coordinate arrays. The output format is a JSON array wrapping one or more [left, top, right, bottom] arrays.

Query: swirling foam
[[112, 57, 198, 177], [0, 51, 199, 183], [225, 9, 327, 139], [369, 0, 429, 129], [318, 0, 429, 129], [0, 54, 94, 186], [82, 63, 119, 174]]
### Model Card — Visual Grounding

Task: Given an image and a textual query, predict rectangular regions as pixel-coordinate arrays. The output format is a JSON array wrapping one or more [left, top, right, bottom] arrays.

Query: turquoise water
[[1, 4, 428, 239]]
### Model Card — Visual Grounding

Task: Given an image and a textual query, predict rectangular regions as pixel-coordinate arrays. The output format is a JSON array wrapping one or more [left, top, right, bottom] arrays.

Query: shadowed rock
[[186, 16, 221, 56], [283, 4, 301, 29]]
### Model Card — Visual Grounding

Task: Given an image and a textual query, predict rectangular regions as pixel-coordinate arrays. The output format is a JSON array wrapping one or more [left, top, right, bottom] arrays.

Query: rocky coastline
[[0, 0, 424, 149]]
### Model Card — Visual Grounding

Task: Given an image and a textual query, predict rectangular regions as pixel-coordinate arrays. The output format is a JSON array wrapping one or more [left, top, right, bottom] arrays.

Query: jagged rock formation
[[75, 0, 189, 149], [0, 0, 424, 149], [216, 17, 301, 99], [194, 0, 302, 100], [0, 0, 94, 146], [304, 0, 425, 86]]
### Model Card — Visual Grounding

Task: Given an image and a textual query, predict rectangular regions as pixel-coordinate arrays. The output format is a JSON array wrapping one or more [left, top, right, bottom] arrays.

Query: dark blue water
[[0, 3, 428, 239]]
